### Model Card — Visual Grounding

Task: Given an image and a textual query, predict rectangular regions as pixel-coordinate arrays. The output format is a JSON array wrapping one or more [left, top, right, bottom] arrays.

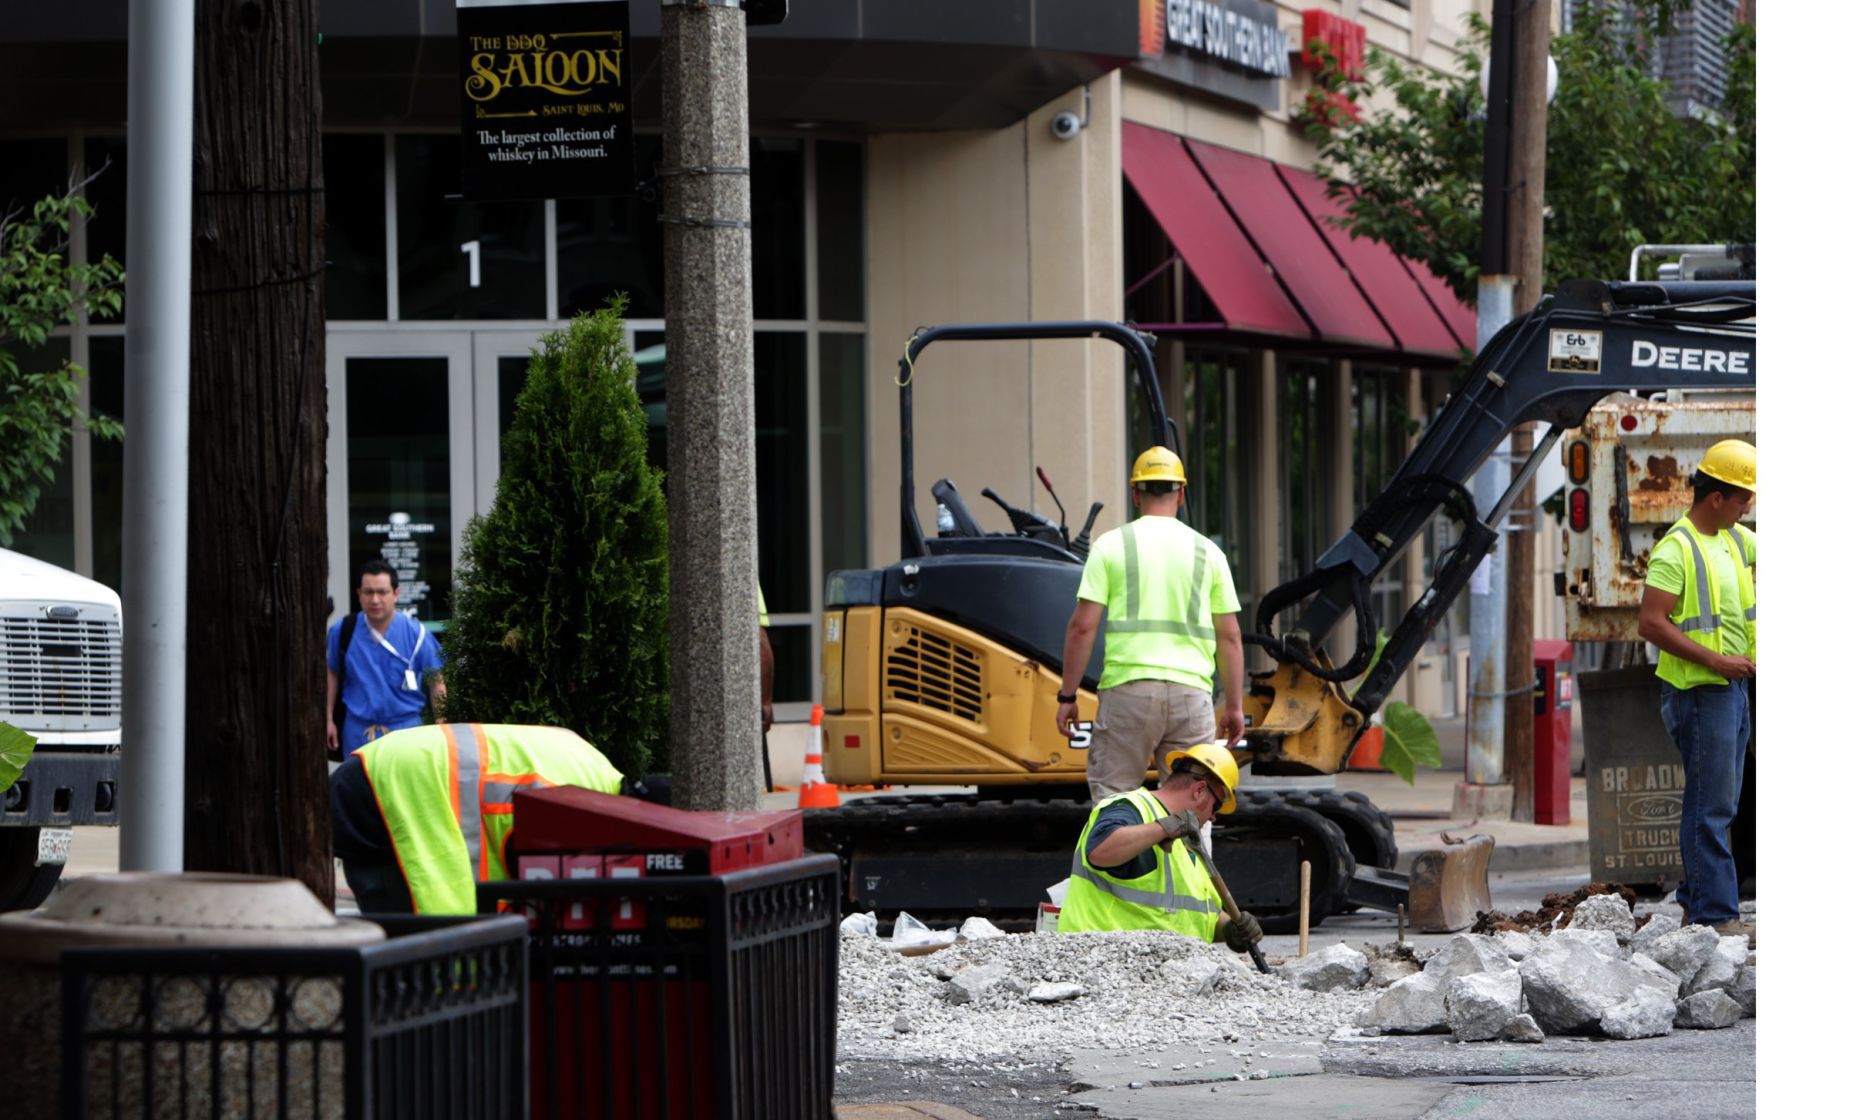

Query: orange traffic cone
[[798, 704, 839, 809]]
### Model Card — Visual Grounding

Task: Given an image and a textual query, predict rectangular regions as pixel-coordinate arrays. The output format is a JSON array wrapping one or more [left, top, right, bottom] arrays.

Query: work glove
[[1220, 912, 1264, 953], [1157, 810, 1202, 845]]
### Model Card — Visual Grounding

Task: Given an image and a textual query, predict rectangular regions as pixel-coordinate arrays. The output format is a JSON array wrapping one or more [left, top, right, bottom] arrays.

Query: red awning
[[1184, 139, 1396, 350], [1120, 121, 1309, 339], [1402, 257, 1477, 352], [1275, 165, 1466, 359]]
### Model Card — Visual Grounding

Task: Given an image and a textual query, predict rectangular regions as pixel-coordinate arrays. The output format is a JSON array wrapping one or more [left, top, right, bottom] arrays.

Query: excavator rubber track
[[802, 788, 1359, 933]]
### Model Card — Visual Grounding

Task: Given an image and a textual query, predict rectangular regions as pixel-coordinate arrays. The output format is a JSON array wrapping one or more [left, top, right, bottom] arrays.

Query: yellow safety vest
[[357, 723, 627, 914], [1652, 515, 1757, 690], [1057, 789, 1221, 942], [1089, 519, 1227, 693]]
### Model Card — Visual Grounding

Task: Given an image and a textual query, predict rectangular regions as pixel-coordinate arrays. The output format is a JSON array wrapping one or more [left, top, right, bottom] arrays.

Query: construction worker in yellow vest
[[1636, 439, 1756, 945], [1055, 447, 1245, 802], [328, 723, 627, 914], [1058, 744, 1263, 952]]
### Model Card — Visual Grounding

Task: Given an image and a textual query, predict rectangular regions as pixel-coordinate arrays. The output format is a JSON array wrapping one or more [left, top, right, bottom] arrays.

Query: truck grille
[[0, 615, 124, 721], [887, 625, 983, 722]]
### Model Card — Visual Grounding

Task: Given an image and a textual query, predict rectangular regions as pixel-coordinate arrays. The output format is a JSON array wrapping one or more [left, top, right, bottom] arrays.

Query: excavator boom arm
[[1256, 280, 1756, 717]]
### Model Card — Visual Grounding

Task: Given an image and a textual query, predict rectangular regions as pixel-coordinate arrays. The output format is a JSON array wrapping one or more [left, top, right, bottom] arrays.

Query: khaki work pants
[[1086, 678, 1216, 803]]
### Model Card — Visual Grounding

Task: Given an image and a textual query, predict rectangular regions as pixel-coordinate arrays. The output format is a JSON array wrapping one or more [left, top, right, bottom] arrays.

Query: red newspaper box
[[1534, 639, 1574, 824]]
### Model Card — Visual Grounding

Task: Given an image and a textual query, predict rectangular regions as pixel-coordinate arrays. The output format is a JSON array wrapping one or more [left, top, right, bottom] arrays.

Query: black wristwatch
[[1056, 691, 1077, 704]]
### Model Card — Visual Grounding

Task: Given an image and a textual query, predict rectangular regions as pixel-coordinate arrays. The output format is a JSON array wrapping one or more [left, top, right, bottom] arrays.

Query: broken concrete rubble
[[1726, 964, 1756, 1017], [943, 964, 1020, 1005], [1281, 943, 1370, 993], [1518, 937, 1681, 1035], [1027, 982, 1085, 1003], [1551, 927, 1623, 961], [1357, 970, 1450, 1034], [1638, 925, 1721, 989], [1493, 930, 1537, 962], [1444, 969, 1524, 1042], [1361, 943, 1422, 988], [1598, 988, 1677, 1040], [1160, 956, 1230, 997], [1688, 935, 1750, 997], [1425, 934, 1514, 980], [1567, 893, 1639, 943], [1500, 1013, 1545, 1043], [1630, 912, 1680, 954], [1676, 989, 1744, 1030]]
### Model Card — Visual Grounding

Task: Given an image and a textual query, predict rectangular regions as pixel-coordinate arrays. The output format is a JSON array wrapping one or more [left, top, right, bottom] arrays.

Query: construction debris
[[1470, 883, 1639, 935], [1280, 944, 1369, 992], [1676, 990, 1744, 1030], [1444, 970, 1524, 1042], [1358, 891, 1755, 1043], [837, 929, 1373, 1062]]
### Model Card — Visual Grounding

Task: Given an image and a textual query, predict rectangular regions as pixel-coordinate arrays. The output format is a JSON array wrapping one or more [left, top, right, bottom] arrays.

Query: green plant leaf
[[0, 721, 37, 792], [1379, 700, 1442, 786]]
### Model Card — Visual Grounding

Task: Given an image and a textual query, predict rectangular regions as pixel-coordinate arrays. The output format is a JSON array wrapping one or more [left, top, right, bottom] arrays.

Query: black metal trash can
[[482, 853, 839, 1120], [60, 914, 529, 1119]]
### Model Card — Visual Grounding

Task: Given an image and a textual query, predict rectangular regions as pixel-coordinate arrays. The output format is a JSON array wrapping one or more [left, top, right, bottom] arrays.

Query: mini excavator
[[809, 279, 1756, 930]]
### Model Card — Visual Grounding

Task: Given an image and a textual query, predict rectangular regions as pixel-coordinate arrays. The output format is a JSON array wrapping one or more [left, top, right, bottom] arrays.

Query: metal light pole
[[661, 0, 763, 811], [119, 0, 194, 871]]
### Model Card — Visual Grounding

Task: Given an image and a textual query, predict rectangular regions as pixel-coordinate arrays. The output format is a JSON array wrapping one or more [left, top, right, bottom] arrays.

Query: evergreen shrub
[[442, 299, 670, 777]]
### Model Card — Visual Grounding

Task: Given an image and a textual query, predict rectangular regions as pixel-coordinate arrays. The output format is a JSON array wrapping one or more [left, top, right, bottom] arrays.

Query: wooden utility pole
[[1501, 0, 1552, 823], [183, 0, 332, 900]]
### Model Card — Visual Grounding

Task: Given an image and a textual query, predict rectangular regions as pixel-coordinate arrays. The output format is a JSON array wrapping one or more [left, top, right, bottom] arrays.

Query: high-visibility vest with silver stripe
[[1093, 519, 1224, 692], [1057, 788, 1221, 942], [357, 723, 627, 914], [1652, 515, 1757, 690]]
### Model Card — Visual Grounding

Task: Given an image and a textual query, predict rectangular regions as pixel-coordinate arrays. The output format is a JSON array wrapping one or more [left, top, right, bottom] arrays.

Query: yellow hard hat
[[1129, 446, 1187, 487], [1696, 439, 1756, 493], [1162, 743, 1240, 815]]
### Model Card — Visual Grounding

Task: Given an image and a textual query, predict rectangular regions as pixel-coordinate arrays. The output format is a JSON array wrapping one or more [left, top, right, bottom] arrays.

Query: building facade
[[2, 0, 1563, 728]]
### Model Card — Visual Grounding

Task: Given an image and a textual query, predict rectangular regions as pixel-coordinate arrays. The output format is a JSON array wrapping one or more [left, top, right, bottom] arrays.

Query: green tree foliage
[[0, 187, 124, 544], [441, 301, 671, 777], [1303, 5, 1754, 305]]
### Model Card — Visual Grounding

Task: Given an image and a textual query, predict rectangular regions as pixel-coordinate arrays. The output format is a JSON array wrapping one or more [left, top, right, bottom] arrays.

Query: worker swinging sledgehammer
[[1058, 743, 1266, 966]]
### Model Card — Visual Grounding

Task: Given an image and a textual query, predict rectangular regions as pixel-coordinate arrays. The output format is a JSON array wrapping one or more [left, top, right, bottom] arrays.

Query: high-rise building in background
[[1565, 0, 1753, 119]]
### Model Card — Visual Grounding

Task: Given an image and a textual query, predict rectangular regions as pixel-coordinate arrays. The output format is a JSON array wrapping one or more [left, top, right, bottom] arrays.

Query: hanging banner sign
[[457, 0, 635, 201]]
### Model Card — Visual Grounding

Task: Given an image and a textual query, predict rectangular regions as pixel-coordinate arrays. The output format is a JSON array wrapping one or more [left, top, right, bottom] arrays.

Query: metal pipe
[[1466, 276, 1516, 786], [118, 0, 194, 872]]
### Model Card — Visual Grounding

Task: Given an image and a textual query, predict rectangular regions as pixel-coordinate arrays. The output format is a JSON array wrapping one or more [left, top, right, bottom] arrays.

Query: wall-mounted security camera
[[1050, 111, 1083, 141]]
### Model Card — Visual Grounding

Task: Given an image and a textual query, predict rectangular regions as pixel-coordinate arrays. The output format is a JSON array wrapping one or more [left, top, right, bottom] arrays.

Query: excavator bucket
[[1346, 832, 1496, 933], [1407, 834, 1496, 933]]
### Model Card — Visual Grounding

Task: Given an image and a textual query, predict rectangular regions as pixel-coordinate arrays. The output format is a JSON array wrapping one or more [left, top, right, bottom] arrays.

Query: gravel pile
[[837, 930, 1375, 1062]]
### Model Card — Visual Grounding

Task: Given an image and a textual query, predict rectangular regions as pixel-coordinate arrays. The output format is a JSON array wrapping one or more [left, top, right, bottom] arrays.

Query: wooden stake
[[1298, 860, 1311, 958]]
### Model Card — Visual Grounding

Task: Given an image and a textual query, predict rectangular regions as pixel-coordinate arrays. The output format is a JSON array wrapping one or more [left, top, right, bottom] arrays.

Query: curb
[[1392, 836, 1589, 876]]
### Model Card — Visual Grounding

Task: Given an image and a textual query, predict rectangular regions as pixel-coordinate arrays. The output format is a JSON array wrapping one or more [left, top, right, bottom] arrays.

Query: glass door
[[471, 331, 548, 515], [326, 331, 473, 629]]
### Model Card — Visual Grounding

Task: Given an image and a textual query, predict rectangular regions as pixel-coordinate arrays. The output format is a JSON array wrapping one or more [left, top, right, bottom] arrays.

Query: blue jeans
[[1659, 680, 1752, 924]]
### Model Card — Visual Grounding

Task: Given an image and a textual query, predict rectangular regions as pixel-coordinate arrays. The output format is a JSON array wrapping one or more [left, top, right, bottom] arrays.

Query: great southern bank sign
[[1137, 0, 1290, 110]]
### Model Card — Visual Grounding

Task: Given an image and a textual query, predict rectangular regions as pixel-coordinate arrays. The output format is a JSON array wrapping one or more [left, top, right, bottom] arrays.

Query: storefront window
[[81, 139, 128, 322], [819, 332, 867, 576], [88, 337, 125, 591], [756, 331, 809, 612], [6, 339, 76, 569], [0, 138, 69, 217], [1353, 367, 1408, 627], [395, 135, 546, 320], [751, 138, 806, 321], [815, 141, 865, 322], [345, 357, 453, 623], [556, 135, 666, 319], [1279, 358, 1327, 589], [323, 134, 388, 321]]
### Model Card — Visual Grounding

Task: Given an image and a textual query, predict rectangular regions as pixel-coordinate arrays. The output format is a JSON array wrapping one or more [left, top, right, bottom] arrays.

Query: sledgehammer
[[1182, 831, 1271, 974]]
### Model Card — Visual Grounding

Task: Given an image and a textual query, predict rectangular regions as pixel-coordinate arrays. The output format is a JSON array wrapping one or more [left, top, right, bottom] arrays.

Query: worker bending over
[[329, 722, 626, 914], [1055, 447, 1245, 802], [1058, 744, 1263, 953]]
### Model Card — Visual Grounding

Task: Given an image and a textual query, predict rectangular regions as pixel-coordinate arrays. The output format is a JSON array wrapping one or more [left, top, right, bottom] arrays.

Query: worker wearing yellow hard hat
[[1636, 439, 1756, 946], [1054, 446, 1246, 803], [1058, 743, 1262, 951]]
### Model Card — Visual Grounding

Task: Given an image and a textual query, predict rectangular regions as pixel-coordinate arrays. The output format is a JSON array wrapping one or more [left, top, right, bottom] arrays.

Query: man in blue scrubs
[[324, 560, 447, 758]]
